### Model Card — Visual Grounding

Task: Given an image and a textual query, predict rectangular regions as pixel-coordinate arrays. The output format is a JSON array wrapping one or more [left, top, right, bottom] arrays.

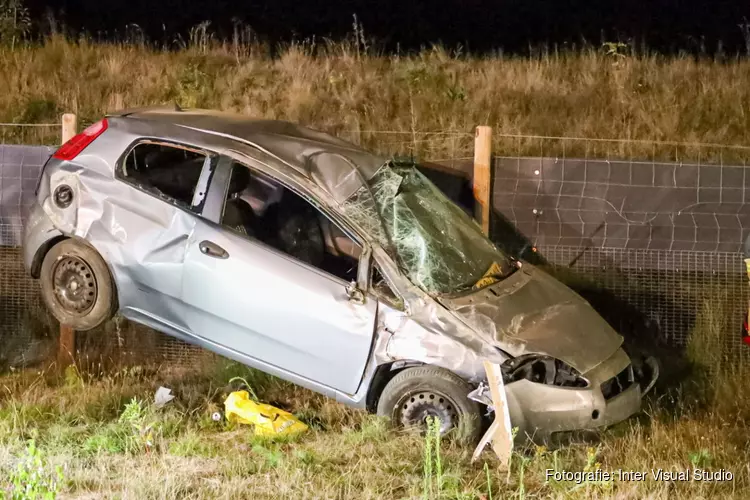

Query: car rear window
[[120, 142, 207, 209]]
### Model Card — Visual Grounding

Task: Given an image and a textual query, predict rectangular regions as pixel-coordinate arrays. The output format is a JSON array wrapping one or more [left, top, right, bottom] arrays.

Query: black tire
[[376, 366, 483, 443], [39, 239, 116, 331]]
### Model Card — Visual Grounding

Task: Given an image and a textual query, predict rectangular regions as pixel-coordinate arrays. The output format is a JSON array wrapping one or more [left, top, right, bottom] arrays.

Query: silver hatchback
[[23, 107, 657, 443]]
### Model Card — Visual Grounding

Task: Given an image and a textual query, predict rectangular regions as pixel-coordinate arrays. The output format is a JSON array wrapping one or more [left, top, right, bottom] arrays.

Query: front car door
[[181, 156, 378, 395]]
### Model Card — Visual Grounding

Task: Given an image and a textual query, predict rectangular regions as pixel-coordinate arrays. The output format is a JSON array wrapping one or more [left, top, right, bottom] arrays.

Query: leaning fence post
[[58, 113, 77, 368], [473, 125, 492, 236]]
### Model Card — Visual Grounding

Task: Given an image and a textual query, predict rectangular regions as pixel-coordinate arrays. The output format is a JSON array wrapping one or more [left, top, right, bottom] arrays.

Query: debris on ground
[[472, 361, 513, 468], [154, 386, 175, 408], [224, 390, 308, 437]]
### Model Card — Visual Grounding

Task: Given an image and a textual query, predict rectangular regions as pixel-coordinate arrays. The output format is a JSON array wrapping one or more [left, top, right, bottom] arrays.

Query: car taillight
[[52, 118, 108, 161]]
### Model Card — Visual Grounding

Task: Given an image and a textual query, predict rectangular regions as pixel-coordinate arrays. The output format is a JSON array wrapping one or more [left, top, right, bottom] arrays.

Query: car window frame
[[114, 138, 219, 215], [212, 153, 372, 290], [369, 259, 406, 311]]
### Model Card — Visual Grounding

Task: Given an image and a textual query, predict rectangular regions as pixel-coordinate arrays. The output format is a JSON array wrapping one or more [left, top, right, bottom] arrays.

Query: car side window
[[118, 142, 209, 211], [220, 162, 362, 283], [371, 263, 405, 310]]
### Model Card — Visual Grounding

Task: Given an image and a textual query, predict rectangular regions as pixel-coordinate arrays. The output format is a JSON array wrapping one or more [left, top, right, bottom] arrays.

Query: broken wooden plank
[[472, 360, 513, 468]]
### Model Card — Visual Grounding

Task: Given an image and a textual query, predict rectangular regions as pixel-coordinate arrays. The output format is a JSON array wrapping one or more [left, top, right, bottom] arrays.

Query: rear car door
[[181, 156, 378, 395]]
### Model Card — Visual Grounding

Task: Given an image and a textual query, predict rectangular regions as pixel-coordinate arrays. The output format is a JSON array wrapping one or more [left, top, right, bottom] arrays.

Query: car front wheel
[[39, 239, 117, 331], [376, 366, 483, 443]]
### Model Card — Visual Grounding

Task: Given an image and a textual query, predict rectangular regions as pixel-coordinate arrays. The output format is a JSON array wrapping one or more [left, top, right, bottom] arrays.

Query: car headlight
[[502, 354, 589, 388]]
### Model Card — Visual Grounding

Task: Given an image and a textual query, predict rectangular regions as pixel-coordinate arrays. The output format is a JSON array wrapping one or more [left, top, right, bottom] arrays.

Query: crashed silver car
[[23, 107, 657, 443]]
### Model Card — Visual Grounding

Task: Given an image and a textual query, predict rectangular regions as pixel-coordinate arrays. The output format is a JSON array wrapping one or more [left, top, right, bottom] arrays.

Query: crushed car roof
[[109, 107, 388, 202]]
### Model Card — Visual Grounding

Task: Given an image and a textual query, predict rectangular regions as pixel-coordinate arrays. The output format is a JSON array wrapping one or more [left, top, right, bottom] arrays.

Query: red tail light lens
[[52, 118, 108, 161]]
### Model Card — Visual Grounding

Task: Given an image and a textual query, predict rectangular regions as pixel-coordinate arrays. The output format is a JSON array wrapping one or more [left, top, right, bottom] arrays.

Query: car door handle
[[199, 240, 229, 259]]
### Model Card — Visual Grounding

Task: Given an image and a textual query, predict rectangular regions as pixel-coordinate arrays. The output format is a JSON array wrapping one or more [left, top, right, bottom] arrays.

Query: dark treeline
[[22, 0, 750, 55]]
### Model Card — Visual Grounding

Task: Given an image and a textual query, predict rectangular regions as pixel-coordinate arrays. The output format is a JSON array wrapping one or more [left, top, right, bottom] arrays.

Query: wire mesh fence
[[0, 144, 59, 370], [540, 247, 747, 360], [487, 133, 750, 364], [493, 133, 750, 167], [1, 127, 749, 371], [0, 244, 57, 370]]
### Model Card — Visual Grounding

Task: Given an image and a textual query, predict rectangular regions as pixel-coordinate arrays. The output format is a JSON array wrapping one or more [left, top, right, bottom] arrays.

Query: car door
[[180, 156, 378, 395], [110, 139, 217, 331]]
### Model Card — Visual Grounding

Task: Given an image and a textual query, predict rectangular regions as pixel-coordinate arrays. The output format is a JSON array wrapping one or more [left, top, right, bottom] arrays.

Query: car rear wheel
[[376, 366, 483, 443], [39, 239, 116, 331]]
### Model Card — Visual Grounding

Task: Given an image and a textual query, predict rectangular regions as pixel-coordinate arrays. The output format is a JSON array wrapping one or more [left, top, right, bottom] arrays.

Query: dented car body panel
[[440, 265, 624, 375], [23, 107, 653, 442]]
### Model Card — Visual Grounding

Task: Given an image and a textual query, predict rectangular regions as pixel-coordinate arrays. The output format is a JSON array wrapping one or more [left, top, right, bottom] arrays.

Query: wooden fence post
[[473, 125, 492, 236], [61, 113, 77, 144], [58, 113, 77, 368]]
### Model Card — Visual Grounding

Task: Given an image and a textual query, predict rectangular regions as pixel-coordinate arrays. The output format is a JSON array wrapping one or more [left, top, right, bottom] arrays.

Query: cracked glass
[[343, 161, 514, 296]]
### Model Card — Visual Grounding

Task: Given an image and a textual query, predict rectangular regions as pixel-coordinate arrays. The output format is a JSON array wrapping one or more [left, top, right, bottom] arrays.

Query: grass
[[1, 298, 750, 499], [1, 33, 750, 164]]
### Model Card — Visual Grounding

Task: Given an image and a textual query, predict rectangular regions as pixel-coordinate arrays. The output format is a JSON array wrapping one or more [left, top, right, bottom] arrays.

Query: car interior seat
[[222, 166, 258, 238], [319, 216, 361, 261], [273, 190, 326, 268]]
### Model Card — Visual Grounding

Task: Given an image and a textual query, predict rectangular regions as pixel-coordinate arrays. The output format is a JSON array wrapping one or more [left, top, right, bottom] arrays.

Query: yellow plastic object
[[473, 261, 505, 289], [224, 391, 308, 437]]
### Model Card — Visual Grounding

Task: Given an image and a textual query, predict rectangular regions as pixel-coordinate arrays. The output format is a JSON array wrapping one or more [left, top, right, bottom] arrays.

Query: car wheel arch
[[30, 234, 69, 279], [365, 360, 426, 412]]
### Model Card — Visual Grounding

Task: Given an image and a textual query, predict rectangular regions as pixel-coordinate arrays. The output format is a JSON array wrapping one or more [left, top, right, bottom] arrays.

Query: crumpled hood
[[438, 264, 623, 375]]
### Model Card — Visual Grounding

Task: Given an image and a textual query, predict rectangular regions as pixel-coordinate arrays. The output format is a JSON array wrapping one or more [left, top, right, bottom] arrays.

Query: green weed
[[1, 439, 64, 500]]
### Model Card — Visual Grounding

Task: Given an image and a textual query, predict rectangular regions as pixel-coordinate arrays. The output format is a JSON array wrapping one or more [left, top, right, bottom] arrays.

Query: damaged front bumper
[[470, 350, 659, 446]]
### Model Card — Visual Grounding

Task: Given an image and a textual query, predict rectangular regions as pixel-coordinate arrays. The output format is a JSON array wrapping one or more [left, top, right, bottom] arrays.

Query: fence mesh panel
[[488, 132, 750, 365], [539, 247, 748, 361]]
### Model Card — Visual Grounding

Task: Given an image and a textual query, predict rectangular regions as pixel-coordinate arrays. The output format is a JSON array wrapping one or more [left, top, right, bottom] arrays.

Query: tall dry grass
[[1, 35, 750, 160]]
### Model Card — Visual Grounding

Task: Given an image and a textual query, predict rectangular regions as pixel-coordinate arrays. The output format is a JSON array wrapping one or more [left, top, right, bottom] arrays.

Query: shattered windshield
[[342, 161, 514, 296]]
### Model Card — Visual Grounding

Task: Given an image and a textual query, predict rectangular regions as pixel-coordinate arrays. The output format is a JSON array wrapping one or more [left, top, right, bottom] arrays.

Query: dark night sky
[[24, 0, 750, 54]]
